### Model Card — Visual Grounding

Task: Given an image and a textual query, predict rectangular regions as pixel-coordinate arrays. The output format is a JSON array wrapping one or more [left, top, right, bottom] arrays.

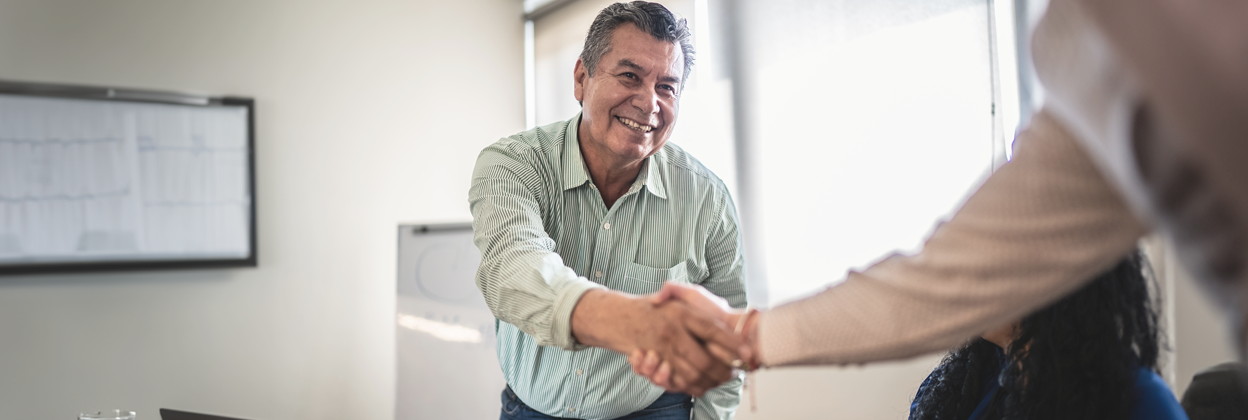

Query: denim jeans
[[500, 385, 693, 420]]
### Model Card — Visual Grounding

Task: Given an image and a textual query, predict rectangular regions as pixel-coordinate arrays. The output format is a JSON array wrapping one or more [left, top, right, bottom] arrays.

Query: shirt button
[[603, 222, 611, 230], [577, 369, 584, 375], [594, 271, 602, 278]]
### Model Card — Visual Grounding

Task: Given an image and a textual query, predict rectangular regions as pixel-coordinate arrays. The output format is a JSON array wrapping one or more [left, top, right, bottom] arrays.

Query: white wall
[[0, 1, 524, 419], [2, 1, 1233, 419], [1170, 257, 1238, 396]]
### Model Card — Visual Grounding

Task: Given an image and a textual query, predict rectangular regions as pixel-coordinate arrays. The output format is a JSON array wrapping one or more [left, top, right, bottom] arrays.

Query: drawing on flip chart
[[0, 93, 251, 264], [412, 239, 484, 305], [396, 225, 505, 420]]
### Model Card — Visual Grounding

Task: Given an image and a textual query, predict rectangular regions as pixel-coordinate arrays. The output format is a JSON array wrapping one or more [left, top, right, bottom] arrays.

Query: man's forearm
[[571, 288, 744, 396], [570, 289, 648, 353]]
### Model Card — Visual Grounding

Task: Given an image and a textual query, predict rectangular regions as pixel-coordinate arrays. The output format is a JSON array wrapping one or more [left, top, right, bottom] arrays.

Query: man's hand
[[650, 282, 739, 326], [626, 283, 757, 390], [570, 288, 743, 396]]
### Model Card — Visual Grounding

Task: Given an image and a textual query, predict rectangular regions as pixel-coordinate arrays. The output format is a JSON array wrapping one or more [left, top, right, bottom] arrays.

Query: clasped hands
[[570, 283, 761, 397]]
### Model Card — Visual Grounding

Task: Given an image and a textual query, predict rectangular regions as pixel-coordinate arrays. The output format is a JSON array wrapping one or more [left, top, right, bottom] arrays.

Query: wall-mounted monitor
[[0, 80, 256, 274]]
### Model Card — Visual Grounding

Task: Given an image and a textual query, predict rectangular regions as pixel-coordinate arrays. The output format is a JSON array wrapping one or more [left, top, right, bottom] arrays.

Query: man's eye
[[621, 72, 637, 79]]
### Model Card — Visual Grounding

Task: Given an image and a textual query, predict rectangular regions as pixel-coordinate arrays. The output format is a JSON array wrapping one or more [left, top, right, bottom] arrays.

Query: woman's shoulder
[[1131, 368, 1190, 420]]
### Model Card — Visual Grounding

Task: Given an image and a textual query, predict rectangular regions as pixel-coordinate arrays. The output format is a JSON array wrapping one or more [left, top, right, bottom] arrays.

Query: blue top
[[909, 364, 1190, 420], [1131, 368, 1192, 420]]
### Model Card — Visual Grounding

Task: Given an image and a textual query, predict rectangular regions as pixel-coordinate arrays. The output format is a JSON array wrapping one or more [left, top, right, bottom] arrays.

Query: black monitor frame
[[0, 79, 257, 275]]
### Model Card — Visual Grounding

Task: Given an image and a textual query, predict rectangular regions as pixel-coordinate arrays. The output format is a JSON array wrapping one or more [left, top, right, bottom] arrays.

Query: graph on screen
[[0, 85, 255, 273]]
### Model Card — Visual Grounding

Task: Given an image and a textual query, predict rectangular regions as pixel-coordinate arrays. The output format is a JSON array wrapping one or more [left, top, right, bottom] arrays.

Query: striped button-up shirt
[[469, 113, 747, 420]]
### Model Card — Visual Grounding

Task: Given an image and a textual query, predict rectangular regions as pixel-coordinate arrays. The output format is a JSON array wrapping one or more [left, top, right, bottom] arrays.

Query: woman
[[908, 250, 1187, 420], [626, 0, 1248, 391]]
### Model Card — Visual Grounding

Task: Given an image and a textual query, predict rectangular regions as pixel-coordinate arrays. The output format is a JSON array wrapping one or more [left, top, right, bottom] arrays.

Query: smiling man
[[468, 2, 748, 420]]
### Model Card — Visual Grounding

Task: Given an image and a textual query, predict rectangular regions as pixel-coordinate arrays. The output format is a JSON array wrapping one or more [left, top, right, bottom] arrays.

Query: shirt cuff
[[549, 279, 608, 350]]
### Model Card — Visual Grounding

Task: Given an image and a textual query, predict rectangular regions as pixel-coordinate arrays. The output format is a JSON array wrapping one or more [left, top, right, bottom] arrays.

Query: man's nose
[[632, 86, 661, 117]]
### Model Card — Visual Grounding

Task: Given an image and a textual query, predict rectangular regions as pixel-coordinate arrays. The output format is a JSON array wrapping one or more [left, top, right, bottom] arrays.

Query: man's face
[[574, 23, 684, 165]]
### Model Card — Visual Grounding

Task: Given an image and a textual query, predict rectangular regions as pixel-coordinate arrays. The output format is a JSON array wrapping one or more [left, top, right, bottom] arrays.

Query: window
[[733, 0, 1021, 305], [526, 0, 1024, 306]]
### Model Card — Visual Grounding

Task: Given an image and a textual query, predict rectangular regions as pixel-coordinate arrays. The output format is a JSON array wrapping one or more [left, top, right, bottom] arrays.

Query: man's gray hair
[[581, 1, 695, 84]]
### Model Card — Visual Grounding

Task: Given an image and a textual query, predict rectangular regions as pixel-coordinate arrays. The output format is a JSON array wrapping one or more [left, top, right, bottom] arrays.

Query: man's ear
[[573, 58, 587, 105]]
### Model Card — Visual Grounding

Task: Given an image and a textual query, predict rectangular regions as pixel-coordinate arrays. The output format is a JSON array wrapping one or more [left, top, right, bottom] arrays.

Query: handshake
[[570, 283, 762, 397]]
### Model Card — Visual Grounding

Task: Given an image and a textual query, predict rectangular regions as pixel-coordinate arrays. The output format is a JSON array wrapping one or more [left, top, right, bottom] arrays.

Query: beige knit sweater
[[759, 110, 1149, 366], [758, 0, 1248, 366]]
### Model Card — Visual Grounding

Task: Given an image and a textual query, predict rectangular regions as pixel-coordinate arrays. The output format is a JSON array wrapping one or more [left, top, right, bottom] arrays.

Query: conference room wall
[[1165, 246, 1239, 395], [2, 1, 1233, 419], [0, 1, 523, 419]]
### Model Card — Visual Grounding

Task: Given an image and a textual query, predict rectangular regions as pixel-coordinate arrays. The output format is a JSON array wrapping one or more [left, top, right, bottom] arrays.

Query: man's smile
[[616, 115, 656, 133]]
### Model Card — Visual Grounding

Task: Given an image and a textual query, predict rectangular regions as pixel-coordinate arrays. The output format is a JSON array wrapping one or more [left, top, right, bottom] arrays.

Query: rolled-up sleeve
[[469, 140, 605, 350]]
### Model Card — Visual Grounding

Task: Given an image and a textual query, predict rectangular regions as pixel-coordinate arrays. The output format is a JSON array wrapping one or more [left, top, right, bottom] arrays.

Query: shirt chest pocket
[[610, 260, 708, 295]]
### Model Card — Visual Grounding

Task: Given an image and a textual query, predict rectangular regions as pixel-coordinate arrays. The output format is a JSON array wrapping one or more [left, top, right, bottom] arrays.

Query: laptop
[[160, 409, 251, 420]]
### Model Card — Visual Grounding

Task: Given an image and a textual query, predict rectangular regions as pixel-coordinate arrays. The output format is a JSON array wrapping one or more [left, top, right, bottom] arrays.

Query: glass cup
[[79, 410, 136, 420]]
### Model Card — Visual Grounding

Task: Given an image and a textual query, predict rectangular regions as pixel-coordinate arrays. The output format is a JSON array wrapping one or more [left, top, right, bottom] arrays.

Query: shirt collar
[[560, 115, 591, 191], [560, 113, 667, 200]]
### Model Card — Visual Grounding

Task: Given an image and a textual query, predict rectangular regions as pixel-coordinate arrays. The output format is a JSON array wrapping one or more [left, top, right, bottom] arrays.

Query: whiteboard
[[0, 81, 255, 273], [396, 223, 504, 419]]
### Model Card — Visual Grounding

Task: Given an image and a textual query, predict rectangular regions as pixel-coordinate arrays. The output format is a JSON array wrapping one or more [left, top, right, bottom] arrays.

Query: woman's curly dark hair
[[910, 249, 1163, 420]]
